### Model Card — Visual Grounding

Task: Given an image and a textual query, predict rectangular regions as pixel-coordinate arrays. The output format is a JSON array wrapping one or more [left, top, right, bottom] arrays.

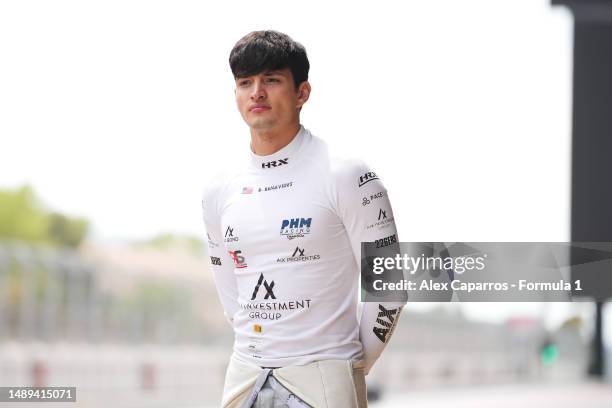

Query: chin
[[248, 119, 276, 130]]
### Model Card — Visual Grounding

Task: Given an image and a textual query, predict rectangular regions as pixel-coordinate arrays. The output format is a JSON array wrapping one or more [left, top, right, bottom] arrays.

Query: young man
[[202, 30, 405, 408]]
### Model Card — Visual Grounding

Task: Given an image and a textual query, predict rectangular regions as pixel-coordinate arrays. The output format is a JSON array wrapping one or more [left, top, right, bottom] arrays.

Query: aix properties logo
[[277, 247, 321, 263], [365, 208, 394, 230]]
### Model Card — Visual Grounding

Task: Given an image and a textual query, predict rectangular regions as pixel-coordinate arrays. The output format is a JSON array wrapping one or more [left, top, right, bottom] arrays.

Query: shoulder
[[306, 130, 375, 184], [200, 144, 252, 203], [330, 155, 379, 189], [327, 155, 385, 217], [200, 169, 240, 218], [201, 170, 227, 201], [328, 153, 388, 218]]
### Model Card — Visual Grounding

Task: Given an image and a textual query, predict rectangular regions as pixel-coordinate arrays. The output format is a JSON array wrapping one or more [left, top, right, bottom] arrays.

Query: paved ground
[[6, 381, 607, 407], [370, 381, 612, 408]]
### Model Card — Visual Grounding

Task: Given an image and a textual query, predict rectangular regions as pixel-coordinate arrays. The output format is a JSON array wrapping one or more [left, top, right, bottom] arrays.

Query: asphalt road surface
[[370, 381, 612, 408]]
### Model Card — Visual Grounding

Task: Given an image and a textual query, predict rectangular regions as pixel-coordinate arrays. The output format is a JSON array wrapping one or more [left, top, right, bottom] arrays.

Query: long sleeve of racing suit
[[333, 158, 406, 375], [202, 184, 240, 325]]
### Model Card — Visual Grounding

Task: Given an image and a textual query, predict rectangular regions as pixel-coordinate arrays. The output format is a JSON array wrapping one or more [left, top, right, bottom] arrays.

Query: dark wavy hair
[[229, 30, 309, 89]]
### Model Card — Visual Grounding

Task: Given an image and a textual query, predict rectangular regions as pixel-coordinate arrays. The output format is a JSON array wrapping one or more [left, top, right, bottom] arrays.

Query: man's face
[[234, 68, 309, 132]]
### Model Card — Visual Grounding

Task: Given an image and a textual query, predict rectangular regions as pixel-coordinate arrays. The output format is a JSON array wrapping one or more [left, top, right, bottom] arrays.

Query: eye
[[265, 77, 280, 83], [238, 79, 251, 87]]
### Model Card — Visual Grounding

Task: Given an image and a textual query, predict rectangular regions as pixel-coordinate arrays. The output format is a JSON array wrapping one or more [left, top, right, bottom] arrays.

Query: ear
[[296, 81, 311, 108]]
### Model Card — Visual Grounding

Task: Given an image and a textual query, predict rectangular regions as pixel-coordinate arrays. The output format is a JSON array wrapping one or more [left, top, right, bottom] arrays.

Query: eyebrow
[[263, 70, 286, 76], [235, 71, 286, 81]]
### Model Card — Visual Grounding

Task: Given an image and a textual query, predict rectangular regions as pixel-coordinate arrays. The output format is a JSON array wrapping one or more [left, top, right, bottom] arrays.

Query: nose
[[250, 79, 266, 101]]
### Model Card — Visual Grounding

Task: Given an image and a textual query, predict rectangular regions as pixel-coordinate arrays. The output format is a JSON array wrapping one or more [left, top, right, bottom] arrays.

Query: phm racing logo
[[280, 217, 312, 240]]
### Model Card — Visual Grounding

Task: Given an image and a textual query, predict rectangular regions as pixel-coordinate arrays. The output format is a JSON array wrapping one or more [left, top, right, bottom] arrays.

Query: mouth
[[249, 105, 271, 113]]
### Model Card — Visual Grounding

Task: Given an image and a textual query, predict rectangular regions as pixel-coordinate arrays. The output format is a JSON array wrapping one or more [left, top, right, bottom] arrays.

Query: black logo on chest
[[262, 158, 289, 169]]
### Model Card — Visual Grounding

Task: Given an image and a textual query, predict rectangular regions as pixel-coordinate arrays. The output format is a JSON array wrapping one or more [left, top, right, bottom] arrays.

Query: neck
[[250, 123, 301, 156]]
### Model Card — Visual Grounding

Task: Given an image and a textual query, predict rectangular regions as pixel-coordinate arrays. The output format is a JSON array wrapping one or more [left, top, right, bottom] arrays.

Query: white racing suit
[[202, 126, 406, 407], [222, 353, 367, 408]]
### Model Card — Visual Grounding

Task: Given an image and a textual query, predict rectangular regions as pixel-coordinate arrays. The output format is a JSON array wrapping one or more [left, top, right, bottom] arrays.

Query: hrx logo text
[[358, 171, 379, 187], [262, 158, 289, 169]]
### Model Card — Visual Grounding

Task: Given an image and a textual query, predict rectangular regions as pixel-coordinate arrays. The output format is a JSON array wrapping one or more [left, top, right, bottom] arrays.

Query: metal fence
[[0, 241, 228, 345]]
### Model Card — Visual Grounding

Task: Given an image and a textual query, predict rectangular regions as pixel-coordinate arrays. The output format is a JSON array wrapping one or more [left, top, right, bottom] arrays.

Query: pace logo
[[373, 304, 401, 343], [277, 246, 321, 263], [210, 256, 222, 266], [361, 191, 385, 206], [280, 217, 312, 240], [251, 273, 276, 300], [228, 250, 247, 268], [262, 158, 289, 169], [224, 226, 239, 243], [358, 171, 379, 187]]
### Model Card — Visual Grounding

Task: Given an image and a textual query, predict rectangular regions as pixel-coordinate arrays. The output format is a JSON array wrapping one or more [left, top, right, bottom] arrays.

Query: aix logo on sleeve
[[224, 226, 239, 243], [365, 208, 394, 230], [207, 233, 219, 249], [373, 304, 400, 343]]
